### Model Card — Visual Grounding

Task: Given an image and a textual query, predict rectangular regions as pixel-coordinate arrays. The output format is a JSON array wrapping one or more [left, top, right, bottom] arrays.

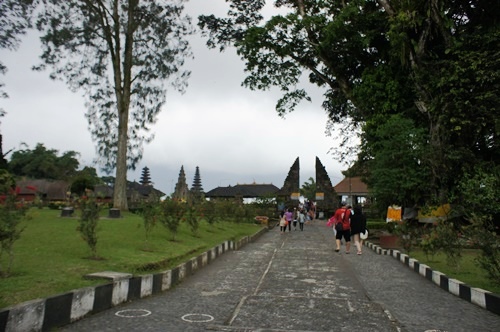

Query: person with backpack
[[350, 205, 367, 255], [333, 203, 352, 253]]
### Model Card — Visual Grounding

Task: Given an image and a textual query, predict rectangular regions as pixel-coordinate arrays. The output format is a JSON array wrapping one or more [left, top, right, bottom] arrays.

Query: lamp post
[[349, 175, 352, 206]]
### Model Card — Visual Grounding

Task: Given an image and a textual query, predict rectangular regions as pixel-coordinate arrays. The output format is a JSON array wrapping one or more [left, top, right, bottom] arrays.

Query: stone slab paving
[[59, 222, 500, 332]]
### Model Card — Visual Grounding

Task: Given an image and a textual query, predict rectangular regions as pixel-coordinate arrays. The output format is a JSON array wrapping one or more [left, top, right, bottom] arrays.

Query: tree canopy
[[300, 177, 316, 201], [0, 0, 37, 119], [199, 0, 500, 212], [8, 143, 80, 180], [34, 0, 194, 210]]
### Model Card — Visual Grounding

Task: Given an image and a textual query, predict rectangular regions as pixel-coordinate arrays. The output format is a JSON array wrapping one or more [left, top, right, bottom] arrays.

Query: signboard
[[417, 204, 452, 223], [290, 192, 300, 200], [315, 192, 324, 201], [386, 205, 402, 222]]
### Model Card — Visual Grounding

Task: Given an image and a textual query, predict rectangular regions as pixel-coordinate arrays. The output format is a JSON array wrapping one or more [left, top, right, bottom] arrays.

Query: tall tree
[[363, 114, 430, 209], [199, 0, 500, 208], [34, 0, 194, 210]]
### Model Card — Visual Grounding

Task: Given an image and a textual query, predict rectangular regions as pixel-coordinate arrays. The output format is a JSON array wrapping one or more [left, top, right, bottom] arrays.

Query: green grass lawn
[[0, 208, 264, 309], [2, 211, 498, 310], [366, 219, 500, 294], [408, 249, 500, 294]]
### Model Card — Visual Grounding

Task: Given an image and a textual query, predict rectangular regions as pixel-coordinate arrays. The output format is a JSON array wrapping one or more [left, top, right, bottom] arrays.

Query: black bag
[[335, 209, 349, 232]]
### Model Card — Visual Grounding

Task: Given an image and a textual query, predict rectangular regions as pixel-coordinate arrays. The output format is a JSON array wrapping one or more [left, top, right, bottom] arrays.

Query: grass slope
[[0, 208, 263, 308]]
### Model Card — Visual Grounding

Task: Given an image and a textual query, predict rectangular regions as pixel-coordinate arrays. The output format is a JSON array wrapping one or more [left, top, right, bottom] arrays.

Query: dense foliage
[[9, 143, 80, 180], [0, 184, 28, 277], [199, 0, 500, 216], [0, 0, 37, 117]]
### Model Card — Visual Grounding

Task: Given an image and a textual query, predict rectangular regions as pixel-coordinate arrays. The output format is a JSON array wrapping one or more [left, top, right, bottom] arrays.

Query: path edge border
[[0, 227, 269, 331], [365, 241, 500, 316]]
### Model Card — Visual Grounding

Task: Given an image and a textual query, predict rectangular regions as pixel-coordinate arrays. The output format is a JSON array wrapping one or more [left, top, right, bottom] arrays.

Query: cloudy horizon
[[0, 0, 348, 195]]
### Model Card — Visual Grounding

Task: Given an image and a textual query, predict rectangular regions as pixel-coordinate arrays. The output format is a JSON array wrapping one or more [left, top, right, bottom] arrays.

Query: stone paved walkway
[[60, 221, 500, 332]]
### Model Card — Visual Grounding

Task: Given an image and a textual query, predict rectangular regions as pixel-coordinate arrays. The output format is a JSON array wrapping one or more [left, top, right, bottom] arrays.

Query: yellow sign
[[386, 205, 402, 222], [418, 204, 452, 223], [315, 192, 324, 201], [290, 192, 300, 200]]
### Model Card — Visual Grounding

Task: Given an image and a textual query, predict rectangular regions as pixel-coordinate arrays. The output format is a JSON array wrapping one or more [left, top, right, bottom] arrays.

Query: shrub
[[434, 219, 463, 270], [419, 224, 440, 261], [159, 199, 185, 241], [47, 201, 66, 210], [76, 195, 101, 259], [184, 205, 200, 236], [466, 214, 500, 286], [0, 188, 28, 276], [457, 164, 500, 284], [393, 220, 421, 255], [200, 201, 218, 226], [140, 201, 159, 243]]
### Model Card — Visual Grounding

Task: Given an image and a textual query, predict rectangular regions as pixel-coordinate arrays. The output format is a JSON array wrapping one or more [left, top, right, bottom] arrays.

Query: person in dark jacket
[[350, 205, 367, 255]]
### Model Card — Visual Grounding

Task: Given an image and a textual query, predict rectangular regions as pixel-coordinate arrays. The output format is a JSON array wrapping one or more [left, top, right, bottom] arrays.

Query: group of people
[[279, 207, 310, 233], [331, 203, 367, 255], [277, 203, 368, 255]]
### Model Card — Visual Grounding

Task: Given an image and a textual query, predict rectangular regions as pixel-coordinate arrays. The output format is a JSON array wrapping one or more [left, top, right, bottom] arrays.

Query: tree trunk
[[111, 0, 136, 212], [0, 134, 5, 169], [113, 108, 129, 211]]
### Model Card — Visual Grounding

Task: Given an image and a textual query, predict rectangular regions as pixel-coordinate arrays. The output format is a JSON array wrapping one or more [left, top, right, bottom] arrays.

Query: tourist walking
[[298, 209, 306, 231], [279, 211, 287, 234], [284, 208, 294, 232], [350, 205, 367, 255], [333, 203, 351, 253], [293, 207, 298, 230]]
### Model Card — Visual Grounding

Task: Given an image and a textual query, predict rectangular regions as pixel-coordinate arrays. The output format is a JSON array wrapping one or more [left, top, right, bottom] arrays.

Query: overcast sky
[[0, 0, 347, 195]]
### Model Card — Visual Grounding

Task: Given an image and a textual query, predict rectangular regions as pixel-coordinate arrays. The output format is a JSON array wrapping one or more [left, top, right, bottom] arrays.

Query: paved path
[[60, 222, 500, 331]]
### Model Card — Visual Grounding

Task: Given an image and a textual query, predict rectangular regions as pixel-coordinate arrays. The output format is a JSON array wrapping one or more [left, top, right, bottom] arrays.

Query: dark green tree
[[0, 169, 15, 192], [362, 114, 430, 210], [199, 0, 500, 209], [71, 166, 101, 196], [300, 177, 316, 202], [9, 143, 80, 180], [35, 0, 194, 211]]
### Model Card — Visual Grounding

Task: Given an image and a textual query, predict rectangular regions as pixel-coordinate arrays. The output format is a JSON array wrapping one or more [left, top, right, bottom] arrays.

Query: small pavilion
[[333, 176, 371, 206]]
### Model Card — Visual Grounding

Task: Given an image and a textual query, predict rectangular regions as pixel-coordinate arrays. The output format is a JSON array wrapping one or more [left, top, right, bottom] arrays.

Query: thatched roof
[[205, 183, 279, 198], [16, 179, 69, 200], [333, 177, 369, 196]]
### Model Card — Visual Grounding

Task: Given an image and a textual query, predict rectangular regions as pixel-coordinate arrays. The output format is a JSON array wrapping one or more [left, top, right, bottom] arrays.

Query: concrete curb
[[0, 227, 268, 332], [365, 241, 500, 316]]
